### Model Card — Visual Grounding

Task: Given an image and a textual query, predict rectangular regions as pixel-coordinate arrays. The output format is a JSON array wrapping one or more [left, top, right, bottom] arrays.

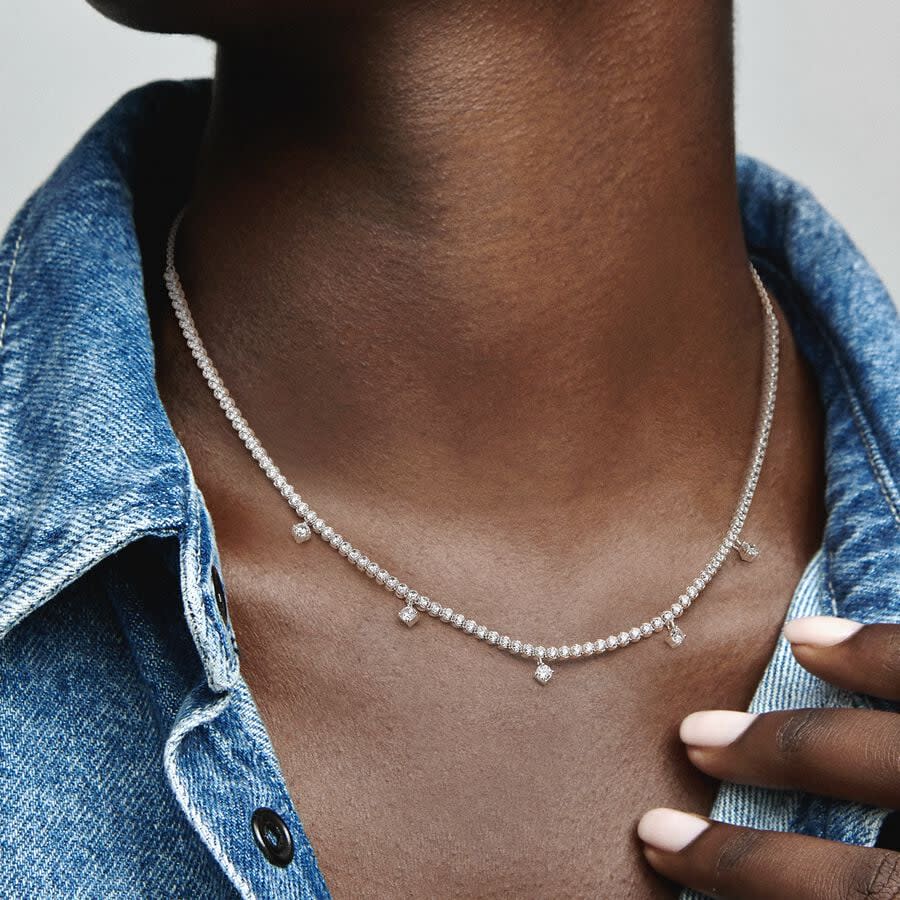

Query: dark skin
[[89, 0, 897, 895]]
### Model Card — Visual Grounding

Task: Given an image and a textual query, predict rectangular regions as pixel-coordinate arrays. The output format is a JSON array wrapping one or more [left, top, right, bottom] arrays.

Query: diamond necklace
[[164, 211, 779, 685]]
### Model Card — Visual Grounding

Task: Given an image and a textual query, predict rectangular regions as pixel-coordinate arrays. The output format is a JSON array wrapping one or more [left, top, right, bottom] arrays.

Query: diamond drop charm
[[736, 539, 760, 562], [666, 624, 686, 647], [534, 662, 554, 684], [398, 604, 419, 627], [292, 522, 312, 543]]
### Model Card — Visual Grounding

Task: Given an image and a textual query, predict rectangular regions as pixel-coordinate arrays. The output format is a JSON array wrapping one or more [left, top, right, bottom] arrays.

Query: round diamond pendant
[[534, 662, 554, 684], [736, 539, 760, 562], [666, 624, 686, 647]]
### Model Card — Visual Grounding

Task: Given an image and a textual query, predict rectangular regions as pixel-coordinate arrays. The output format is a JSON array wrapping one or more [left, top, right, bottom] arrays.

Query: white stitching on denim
[[815, 307, 900, 528], [0, 230, 24, 352], [178, 452, 238, 692], [162, 693, 258, 900], [1, 495, 183, 637], [752, 254, 900, 528], [840, 376, 900, 526], [824, 545, 841, 616]]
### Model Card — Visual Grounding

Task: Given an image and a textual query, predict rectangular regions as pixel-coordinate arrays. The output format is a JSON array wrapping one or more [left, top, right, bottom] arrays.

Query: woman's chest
[[231, 577, 786, 899]]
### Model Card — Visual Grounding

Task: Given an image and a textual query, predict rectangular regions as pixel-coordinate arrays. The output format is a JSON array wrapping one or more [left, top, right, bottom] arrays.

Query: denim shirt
[[1, 81, 898, 899]]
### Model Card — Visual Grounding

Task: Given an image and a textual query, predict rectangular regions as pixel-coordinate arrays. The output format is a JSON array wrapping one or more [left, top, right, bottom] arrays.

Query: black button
[[211, 566, 228, 623], [251, 807, 294, 867]]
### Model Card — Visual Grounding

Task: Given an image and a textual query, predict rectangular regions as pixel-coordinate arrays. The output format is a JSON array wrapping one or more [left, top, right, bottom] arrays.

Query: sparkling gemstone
[[349, 550, 362, 565], [406, 589, 419, 604], [356, 555, 369, 569], [686, 585, 698, 599], [428, 602, 442, 617], [618, 631, 630, 646], [640, 623, 653, 637], [581, 642, 594, 656], [292, 522, 312, 543], [681, 596, 693, 609], [535, 646, 546, 659], [395, 583, 409, 599], [629, 627, 641, 641], [595, 639, 607, 653], [330, 534, 343, 549], [476, 625, 488, 640], [667, 624, 686, 647], [692, 578, 704, 593], [366, 562, 379, 577], [499, 636, 511, 650], [398, 605, 419, 627], [606, 635, 619, 649], [522, 643, 535, 657], [570, 644, 582, 657], [376, 569, 389, 584], [662, 611, 674, 624], [534, 663, 554, 685], [452, 614, 466, 628], [487, 631, 500, 645], [557, 646, 568, 659], [511, 639, 523, 654], [416, 595, 431, 610], [651, 617, 664, 632], [322, 526, 334, 541], [440, 608, 454, 622], [738, 541, 760, 562], [672, 602, 684, 617], [339, 541, 352, 556], [464, 619, 478, 634], [385, 576, 399, 591], [547, 647, 559, 660]]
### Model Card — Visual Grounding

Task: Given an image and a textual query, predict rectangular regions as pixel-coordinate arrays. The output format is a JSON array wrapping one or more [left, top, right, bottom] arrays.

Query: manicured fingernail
[[680, 710, 756, 747], [638, 808, 710, 852], [782, 615, 863, 647]]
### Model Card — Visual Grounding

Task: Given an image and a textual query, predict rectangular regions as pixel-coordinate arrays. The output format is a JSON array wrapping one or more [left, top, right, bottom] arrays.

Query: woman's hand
[[637, 616, 900, 899]]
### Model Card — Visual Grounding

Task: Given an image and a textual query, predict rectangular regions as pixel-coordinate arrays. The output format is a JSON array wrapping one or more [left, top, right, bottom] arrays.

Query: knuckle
[[713, 828, 766, 879], [846, 850, 900, 900], [877, 628, 900, 691], [775, 708, 830, 756], [862, 718, 900, 783]]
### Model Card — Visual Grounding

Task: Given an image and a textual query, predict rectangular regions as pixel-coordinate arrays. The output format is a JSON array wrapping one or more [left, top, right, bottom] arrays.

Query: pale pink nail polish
[[638, 808, 710, 853], [782, 615, 863, 647], [680, 710, 756, 747]]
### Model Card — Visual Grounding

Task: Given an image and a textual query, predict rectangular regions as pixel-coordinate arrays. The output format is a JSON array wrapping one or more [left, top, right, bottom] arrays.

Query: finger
[[783, 616, 900, 702], [679, 707, 900, 809], [637, 808, 900, 900]]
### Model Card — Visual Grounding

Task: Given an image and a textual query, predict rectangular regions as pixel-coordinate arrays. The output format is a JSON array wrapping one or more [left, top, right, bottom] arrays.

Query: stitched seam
[[163, 693, 258, 900], [813, 305, 900, 529], [825, 546, 840, 616], [0, 495, 184, 636], [0, 229, 24, 352], [177, 446, 236, 689], [749, 250, 900, 528], [838, 370, 900, 526]]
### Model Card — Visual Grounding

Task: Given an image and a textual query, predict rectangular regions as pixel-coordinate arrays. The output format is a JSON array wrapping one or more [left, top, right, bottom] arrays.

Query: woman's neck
[[168, 1, 764, 521]]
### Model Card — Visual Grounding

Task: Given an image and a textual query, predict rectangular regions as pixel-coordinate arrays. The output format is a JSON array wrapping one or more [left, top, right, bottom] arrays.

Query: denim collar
[[2, 80, 898, 690]]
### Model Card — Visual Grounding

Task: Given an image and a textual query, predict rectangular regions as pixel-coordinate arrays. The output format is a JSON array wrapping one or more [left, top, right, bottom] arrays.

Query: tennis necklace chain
[[165, 211, 780, 685]]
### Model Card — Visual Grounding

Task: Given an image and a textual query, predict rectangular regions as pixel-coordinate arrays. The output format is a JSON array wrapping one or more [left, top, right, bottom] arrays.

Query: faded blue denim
[[0, 81, 897, 899]]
